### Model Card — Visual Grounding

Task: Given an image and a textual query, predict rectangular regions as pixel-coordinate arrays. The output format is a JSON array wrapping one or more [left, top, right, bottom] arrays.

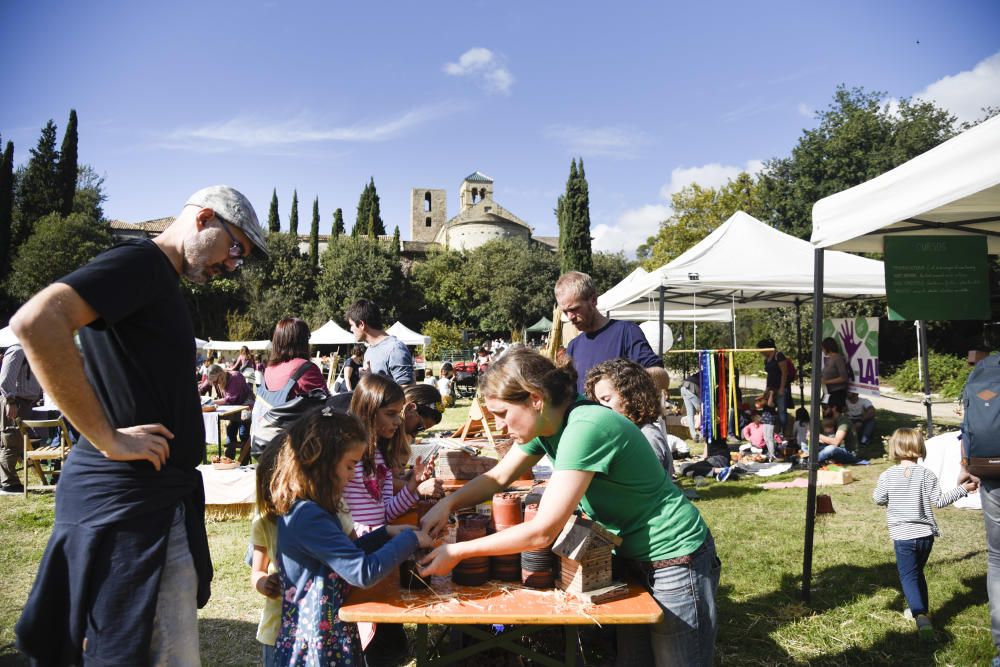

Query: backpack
[[961, 354, 1000, 478], [250, 361, 328, 457], [785, 357, 798, 383]]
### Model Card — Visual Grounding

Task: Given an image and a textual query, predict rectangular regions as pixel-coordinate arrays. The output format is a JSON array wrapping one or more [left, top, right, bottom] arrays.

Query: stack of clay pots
[[520, 503, 556, 588], [490, 492, 524, 581], [453, 514, 491, 585]]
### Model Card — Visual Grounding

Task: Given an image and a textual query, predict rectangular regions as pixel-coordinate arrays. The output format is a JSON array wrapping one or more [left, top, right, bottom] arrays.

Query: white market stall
[[0, 326, 18, 347], [309, 320, 356, 345], [203, 340, 271, 351], [801, 114, 1000, 602], [387, 322, 431, 348]]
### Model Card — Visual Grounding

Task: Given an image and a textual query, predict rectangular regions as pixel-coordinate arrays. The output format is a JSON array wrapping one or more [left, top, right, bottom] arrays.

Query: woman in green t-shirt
[[419, 348, 720, 666]]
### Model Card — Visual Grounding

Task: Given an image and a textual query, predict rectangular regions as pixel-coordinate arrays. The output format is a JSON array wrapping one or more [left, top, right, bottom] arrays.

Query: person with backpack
[[758, 338, 794, 436], [250, 318, 326, 456], [958, 348, 1000, 665]]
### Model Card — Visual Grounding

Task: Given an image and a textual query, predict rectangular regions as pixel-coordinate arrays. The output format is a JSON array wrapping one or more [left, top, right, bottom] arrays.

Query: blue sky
[[2, 1, 998, 255]]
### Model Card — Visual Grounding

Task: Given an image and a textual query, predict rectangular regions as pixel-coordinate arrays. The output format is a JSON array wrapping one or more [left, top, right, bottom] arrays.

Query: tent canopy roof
[[526, 316, 553, 332], [387, 322, 431, 347], [204, 340, 271, 351], [310, 320, 355, 345], [599, 211, 885, 314], [811, 115, 1000, 253]]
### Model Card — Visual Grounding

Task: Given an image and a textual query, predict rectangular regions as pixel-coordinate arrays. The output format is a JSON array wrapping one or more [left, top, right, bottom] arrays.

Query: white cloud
[[443, 48, 514, 95], [659, 160, 764, 198], [797, 102, 813, 118], [544, 125, 647, 159], [591, 204, 671, 254], [914, 50, 1000, 124], [160, 105, 452, 152]]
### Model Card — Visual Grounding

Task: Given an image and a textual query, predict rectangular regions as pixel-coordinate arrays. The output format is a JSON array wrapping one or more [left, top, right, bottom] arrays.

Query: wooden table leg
[[415, 624, 429, 667]]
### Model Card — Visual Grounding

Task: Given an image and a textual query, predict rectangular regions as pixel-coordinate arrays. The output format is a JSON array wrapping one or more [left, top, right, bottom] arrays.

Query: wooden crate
[[817, 468, 853, 485]]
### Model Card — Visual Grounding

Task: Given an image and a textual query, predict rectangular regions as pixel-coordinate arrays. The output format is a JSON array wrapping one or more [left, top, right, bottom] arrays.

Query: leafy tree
[[759, 86, 956, 239], [410, 248, 472, 325], [267, 188, 280, 233], [289, 189, 299, 236], [0, 140, 13, 281], [638, 172, 765, 269], [57, 109, 79, 216], [464, 238, 561, 334], [238, 232, 316, 337], [14, 120, 61, 247], [6, 212, 112, 302], [71, 164, 106, 222], [316, 236, 404, 323], [590, 251, 635, 296], [557, 158, 593, 275], [182, 278, 242, 340], [423, 319, 467, 360], [309, 197, 320, 268], [332, 207, 344, 237]]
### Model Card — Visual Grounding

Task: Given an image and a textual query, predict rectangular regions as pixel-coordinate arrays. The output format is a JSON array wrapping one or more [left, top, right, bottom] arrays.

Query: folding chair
[[19, 417, 73, 495], [452, 394, 507, 446]]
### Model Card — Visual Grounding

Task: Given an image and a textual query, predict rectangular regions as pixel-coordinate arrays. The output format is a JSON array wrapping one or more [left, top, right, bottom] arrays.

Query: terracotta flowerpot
[[492, 492, 524, 528], [523, 503, 539, 523], [416, 499, 437, 521], [816, 494, 835, 514]]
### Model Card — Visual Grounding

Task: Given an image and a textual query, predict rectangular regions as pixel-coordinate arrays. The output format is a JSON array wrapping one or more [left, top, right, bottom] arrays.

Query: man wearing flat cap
[[12, 186, 268, 665]]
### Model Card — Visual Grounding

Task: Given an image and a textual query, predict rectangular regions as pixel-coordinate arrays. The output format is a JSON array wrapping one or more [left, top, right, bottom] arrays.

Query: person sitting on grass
[[680, 437, 736, 482], [585, 358, 674, 477], [873, 427, 977, 641], [845, 390, 876, 447], [817, 405, 869, 465], [741, 411, 766, 453], [793, 407, 810, 454]]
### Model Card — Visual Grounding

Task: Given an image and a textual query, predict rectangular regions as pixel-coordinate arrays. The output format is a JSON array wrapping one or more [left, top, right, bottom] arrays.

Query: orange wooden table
[[340, 574, 662, 666]]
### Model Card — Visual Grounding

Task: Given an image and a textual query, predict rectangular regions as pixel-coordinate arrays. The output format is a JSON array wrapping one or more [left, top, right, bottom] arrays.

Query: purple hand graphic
[[839, 320, 863, 363]]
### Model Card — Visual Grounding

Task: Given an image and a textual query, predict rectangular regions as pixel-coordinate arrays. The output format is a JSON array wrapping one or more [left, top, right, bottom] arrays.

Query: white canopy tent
[[607, 305, 732, 323], [387, 322, 431, 347], [0, 326, 18, 347], [203, 340, 271, 351], [309, 320, 356, 345], [601, 211, 886, 314], [799, 115, 1000, 603]]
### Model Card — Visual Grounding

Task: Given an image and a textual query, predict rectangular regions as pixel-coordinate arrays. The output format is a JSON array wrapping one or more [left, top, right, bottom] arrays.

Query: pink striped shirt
[[343, 449, 418, 535]]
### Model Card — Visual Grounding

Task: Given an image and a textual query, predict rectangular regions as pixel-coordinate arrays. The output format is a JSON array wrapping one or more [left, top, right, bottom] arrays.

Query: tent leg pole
[[658, 286, 666, 356], [803, 249, 825, 604], [796, 301, 805, 406], [918, 320, 934, 437]]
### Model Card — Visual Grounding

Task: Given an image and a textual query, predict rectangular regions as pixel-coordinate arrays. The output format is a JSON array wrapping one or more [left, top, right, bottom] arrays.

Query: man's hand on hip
[[101, 424, 175, 470], [4, 401, 18, 421]]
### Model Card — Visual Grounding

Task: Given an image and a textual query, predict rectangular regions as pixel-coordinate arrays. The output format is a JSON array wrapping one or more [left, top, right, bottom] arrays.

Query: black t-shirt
[[60, 239, 205, 470], [764, 351, 788, 390]]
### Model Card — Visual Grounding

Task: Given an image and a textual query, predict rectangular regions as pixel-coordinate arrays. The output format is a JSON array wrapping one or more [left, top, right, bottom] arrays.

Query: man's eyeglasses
[[216, 216, 249, 268]]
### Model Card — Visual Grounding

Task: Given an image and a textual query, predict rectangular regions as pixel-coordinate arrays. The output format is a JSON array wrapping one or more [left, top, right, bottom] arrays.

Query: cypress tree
[[0, 140, 14, 280], [332, 207, 345, 237], [15, 120, 61, 246], [353, 181, 371, 237], [368, 177, 385, 236], [558, 158, 592, 274], [367, 210, 376, 241], [309, 197, 320, 267], [289, 189, 299, 236], [56, 109, 79, 216], [391, 225, 401, 257], [267, 188, 280, 233]]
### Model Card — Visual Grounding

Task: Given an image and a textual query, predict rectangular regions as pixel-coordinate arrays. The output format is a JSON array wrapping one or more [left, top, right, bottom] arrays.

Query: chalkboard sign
[[885, 235, 989, 321]]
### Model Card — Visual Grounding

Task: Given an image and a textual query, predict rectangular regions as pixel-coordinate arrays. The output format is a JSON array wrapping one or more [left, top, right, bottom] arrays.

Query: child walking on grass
[[270, 408, 433, 665], [873, 427, 978, 641]]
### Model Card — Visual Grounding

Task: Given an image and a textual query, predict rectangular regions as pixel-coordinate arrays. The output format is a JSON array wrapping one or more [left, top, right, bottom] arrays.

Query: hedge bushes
[[885, 352, 971, 398]]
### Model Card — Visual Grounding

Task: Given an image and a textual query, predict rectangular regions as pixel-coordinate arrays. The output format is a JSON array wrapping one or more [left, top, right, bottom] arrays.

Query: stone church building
[[408, 171, 557, 253]]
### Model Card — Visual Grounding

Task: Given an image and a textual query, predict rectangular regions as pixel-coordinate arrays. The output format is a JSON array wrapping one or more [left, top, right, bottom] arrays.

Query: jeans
[[817, 445, 858, 465], [149, 504, 201, 667], [643, 532, 721, 667], [261, 643, 275, 666], [224, 419, 250, 459], [853, 418, 876, 446], [775, 391, 790, 434], [981, 478, 1000, 650], [762, 424, 776, 459], [680, 386, 702, 440], [894, 536, 934, 616]]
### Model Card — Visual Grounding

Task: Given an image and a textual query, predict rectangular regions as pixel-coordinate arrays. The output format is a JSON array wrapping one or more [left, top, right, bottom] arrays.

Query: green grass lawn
[[1, 400, 994, 665]]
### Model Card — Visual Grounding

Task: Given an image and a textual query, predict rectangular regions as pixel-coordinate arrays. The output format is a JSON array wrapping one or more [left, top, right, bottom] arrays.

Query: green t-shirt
[[835, 414, 858, 451], [520, 402, 707, 561]]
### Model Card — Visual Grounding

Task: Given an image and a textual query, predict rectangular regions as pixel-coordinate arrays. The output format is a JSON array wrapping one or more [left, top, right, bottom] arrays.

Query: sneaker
[[856, 459, 871, 465], [903, 608, 914, 620], [0, 485, 25, 496], [717, 466, 733, 482], [991, 656, 1000, 667], [915, 614, 934, 641]]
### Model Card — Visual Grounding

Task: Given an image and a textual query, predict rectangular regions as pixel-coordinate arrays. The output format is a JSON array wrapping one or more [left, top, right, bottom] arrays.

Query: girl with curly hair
[[585, 358, 674, 477]]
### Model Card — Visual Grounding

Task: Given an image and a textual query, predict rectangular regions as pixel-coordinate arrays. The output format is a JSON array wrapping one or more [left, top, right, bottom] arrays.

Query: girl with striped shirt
[[345, 374, 432, 534], [873, 428, 978, 640]]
